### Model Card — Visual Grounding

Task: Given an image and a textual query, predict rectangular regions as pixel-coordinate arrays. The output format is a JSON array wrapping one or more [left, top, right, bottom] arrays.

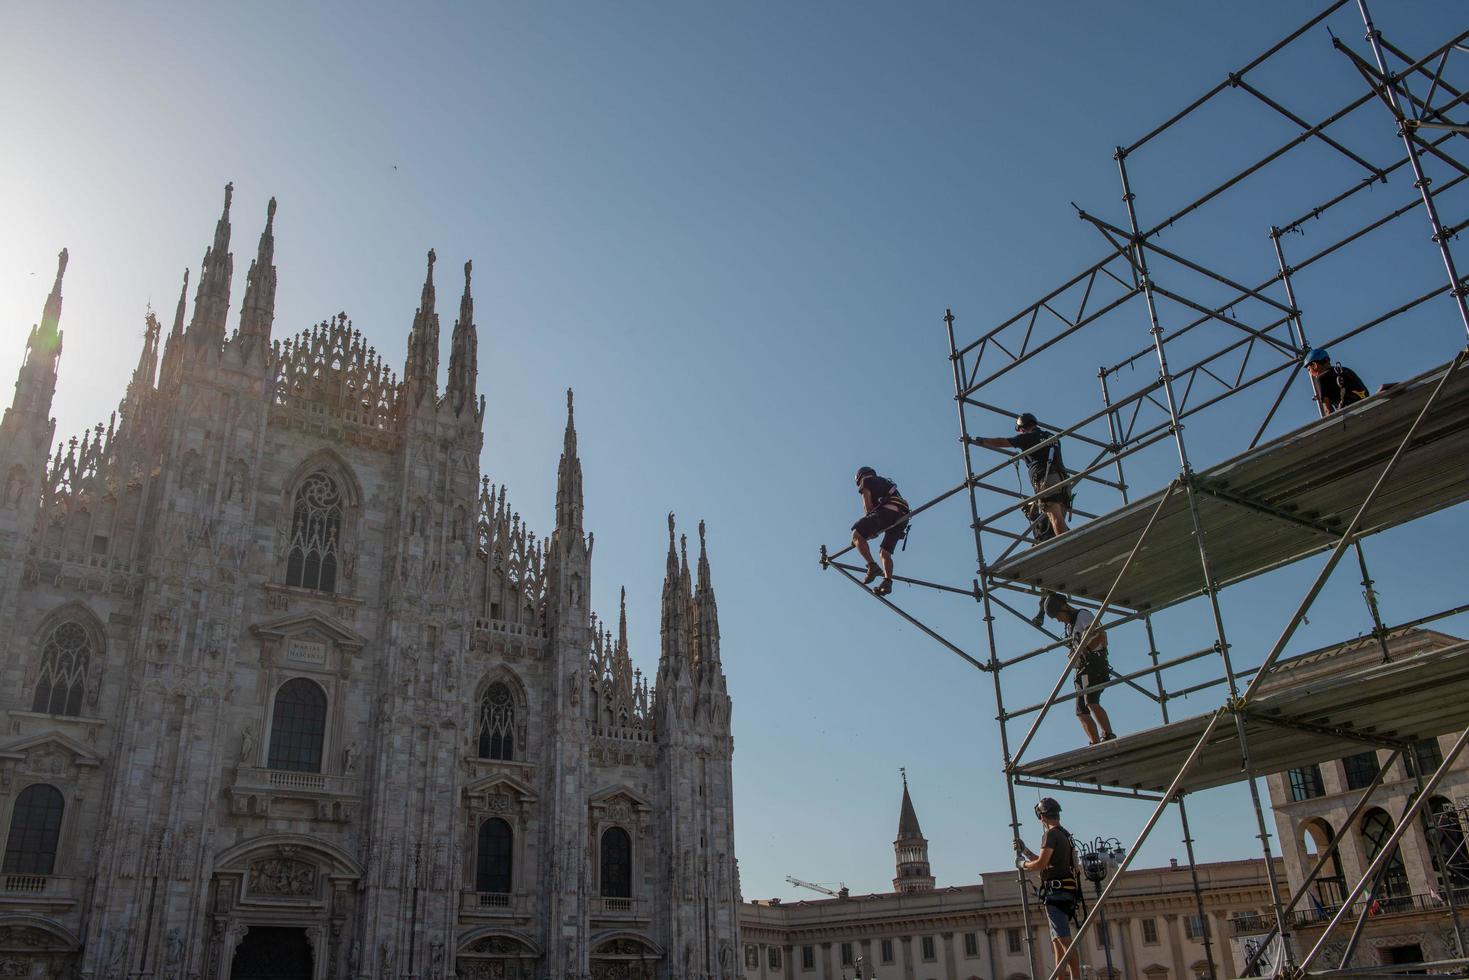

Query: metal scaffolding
[[819, 3, 1469, 977]]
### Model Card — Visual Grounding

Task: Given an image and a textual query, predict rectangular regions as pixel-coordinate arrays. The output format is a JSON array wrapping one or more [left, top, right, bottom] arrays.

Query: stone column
[[1210, 912, 1236, 977], [1165, 913, 1187, 980], [1113, 916, 1134, 980]]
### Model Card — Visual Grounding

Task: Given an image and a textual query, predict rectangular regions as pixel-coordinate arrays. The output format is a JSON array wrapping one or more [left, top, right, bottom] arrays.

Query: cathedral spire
[[659, 513, 688, 675], [446, 259, 479, 417], [7, 249, 67, 418], [159, 269, 188, 387], [129, 311, 162, 398], [404, 249, 440, 405], [618, 585, 629, 655], [186, 183, 235, 351], [893, 770, 935, 893], [237, 196, 277, 347], [694, 520, 721, 670], [554, 388, 583, 533]]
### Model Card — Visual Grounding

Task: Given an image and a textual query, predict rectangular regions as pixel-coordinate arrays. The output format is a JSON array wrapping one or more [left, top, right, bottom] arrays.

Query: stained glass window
[[267, 678, 327, 773], [32, 621, 91, 716], [600, 827, 632, 898], [286, 473, 342, 593], [477, 818, 513, 893], [478, 682, 515, 760], [2, 784, 64, 875]]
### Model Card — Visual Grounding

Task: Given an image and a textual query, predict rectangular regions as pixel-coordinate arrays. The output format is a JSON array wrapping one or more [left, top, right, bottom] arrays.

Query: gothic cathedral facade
[[0, 186, 740, 980]]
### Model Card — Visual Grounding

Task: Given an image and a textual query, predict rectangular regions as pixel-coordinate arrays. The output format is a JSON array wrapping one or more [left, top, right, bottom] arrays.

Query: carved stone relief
[[247, 857, 317, 896]]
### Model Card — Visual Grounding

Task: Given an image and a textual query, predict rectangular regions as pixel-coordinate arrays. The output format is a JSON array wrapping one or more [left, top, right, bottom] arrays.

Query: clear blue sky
[[3, 2, 1465, 899]]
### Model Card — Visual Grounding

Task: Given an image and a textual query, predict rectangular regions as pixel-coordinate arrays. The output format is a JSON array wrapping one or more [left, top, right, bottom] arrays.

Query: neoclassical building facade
[[0, 187, 739, 980]]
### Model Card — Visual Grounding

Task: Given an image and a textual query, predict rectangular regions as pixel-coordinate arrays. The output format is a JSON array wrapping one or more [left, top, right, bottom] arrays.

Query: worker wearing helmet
[[968, 412, 1070, 540], [1044, 592, 1117, 745], [851, 466, 910, 597], [1304, 348, 1368, 416], [1016, 797, 1083, 980]]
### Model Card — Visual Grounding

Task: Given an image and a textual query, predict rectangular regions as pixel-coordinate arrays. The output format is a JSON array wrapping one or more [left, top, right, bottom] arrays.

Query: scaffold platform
[[1014, 637, 1469, 796], [989, 358, 1469, 611]]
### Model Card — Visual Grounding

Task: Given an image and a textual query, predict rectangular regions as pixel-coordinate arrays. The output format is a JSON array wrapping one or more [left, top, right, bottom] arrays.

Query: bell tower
[[893, 769, 935, 893]]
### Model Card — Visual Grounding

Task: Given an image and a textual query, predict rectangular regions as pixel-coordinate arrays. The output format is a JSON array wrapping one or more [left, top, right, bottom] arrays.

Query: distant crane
[[786, 876, 848, 898]]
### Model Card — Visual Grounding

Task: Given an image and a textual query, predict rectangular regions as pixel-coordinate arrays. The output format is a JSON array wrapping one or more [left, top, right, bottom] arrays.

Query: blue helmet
[[1305, 348, 1330, 365]]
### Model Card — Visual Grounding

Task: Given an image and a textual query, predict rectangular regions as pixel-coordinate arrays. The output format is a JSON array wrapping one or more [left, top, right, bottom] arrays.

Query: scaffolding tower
[[819, 3, 1469, 977]]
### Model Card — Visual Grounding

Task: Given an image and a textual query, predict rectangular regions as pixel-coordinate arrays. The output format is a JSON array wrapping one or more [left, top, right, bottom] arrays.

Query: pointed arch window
[[3, 783, 65, 875], [267, 678, 328, 773], [478, 682, 515, 760], [285, 472, 343, 593], [476, 817, 513, 894], [600, 827, 632, 898], [32, 620, 92, 716]]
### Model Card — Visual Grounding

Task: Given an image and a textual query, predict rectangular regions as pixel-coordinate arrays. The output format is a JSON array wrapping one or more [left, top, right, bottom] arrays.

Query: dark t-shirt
[[1008, 430, 1063, 483], [859, 474, 906, 513], [1316, 365, 1368, 412], [1042, 825, 1075, 882]]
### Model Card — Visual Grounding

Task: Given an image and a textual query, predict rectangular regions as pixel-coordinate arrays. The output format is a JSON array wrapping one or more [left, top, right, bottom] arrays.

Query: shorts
[[1032, 469, 1070, 505], [853, 506, 909, 556], [1045, 899, 1074, 939], [1073, 651, 1109, 716]]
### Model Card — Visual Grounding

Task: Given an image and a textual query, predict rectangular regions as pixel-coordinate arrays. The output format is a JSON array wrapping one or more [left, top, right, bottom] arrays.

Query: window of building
[[801, 945, 814, 970], [963, 933, 978, 957], [745, 946, 758, 970], [1426, 797, 1469, 891], [1300, 818, 1347, 907], [600, 827, 632, 898], [475, 817, 512, 893], [1342, 751, 1381, 790], [1362, 809, 1410, 898], [478, 682, 515, 760], [285, 472, 343, 592], [1407, 738, 1445, 778], [266, 678, 327, 772], [921, 936, 936, 961], [840, 942, 853, 965], [1007, 929, 1023, 955], [1141, 918, 1159, 944], [1287, 764, 1325, 802], [1184, 914, 1208, 940], [1095, 922, 1109, 949], [768, 947, 782, 969], [880, 939, 894, 964], [31, 620, 92, 716], [2, 784, 65, 875]]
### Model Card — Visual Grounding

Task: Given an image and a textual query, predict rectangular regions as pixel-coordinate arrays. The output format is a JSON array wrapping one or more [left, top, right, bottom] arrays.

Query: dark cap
[[1016, 412, 1038, 429]]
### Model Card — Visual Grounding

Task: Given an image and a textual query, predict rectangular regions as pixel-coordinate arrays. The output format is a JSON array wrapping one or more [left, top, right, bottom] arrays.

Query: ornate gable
[[0, 731, 103, 780]]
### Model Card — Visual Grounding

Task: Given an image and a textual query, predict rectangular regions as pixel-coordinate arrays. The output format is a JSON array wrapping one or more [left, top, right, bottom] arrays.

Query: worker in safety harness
[[1016, 797, 1083, 980], [968, 412, 1071, 540], [1044, 592, 1117, 745], [1305, 347, 1368, 416], [851, 466, 910, 598]]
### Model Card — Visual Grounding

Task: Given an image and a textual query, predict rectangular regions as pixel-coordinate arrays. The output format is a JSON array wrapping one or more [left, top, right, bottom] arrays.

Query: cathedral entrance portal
[[230, 928, 313, 980]]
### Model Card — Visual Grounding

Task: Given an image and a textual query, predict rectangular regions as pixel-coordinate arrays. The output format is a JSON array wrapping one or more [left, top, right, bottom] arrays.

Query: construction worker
[[1044, 593, 1116, 745], [1305, 347, 1368, 415], [1016, 797, 1083, 980], [851, 466, 910, 597], [968, 413, 1070, 539]]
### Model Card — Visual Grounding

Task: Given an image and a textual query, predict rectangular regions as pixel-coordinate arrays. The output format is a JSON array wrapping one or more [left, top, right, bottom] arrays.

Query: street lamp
[[1080, 836, 1126, 980]]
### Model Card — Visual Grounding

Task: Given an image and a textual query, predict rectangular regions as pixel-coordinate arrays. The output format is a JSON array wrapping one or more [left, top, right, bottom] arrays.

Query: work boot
[[861, 562, 882, 585], [873, 577, 893, 597]]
